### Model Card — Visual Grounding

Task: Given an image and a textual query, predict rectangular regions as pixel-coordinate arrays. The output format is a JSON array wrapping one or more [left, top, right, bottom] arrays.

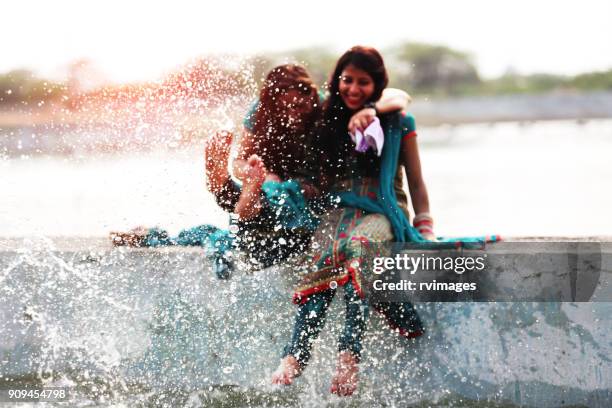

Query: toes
[[271, 360, 297, 386], [331, 382, 355, 396], [271, 372, 292, 386]]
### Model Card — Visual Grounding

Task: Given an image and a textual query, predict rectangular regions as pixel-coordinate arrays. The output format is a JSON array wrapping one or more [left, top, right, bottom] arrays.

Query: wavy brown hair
[[248, 64, 321, 179]]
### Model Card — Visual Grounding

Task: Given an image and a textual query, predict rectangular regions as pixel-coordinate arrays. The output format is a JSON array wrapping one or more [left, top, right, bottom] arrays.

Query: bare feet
[[205, 131, 233, 194], [234, 154, 266, 220], [330, 351, 359, 396], [271, 355, 302, 385], [109, 226, 148, 247]]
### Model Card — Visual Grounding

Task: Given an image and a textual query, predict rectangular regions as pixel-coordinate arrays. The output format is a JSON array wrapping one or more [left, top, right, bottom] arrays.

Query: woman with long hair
[[272, 47, 434, 395], [112, 63, 410, 275], [205, 63, 412, 268]]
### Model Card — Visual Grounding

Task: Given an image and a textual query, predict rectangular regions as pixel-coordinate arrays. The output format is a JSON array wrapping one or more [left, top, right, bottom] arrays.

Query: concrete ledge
[[2, 235, 611, 251], [1, 236, 611, 406]]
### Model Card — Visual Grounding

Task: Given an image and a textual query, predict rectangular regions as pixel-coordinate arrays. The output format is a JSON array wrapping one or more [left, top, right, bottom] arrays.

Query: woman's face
[[338, 64, 375, 111], [275, 88, 316, 131]]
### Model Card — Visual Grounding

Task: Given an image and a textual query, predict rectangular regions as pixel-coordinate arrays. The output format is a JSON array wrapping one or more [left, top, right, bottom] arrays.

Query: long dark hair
[[321, 46, 389, 180], [249, 64, 321, 179]]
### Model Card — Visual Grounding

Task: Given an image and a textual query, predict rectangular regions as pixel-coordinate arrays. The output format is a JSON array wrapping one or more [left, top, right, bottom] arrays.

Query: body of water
[[2, 118, 611, 238]]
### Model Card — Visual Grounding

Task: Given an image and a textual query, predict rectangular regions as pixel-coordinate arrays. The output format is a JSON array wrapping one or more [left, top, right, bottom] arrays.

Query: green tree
[[388, 42, 481, 95], [0, 69, 64, 105], [570, 69, 612, 91]]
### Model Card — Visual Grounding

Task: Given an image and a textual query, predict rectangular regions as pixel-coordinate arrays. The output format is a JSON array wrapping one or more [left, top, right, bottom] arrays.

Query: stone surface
[[0, 237, 610, 406]]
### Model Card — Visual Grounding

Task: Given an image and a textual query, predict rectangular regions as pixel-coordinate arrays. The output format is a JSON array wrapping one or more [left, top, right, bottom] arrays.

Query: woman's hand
[[265, 172, 281, 182], [348, 107, 376, 134], [347, 88, 412, 134], [376, 88, 411, 113]]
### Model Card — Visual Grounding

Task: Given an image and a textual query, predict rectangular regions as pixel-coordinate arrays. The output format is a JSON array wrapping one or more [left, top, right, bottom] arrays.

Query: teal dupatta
[[142, 112, 498, 277], [337, 113, 500, 248]]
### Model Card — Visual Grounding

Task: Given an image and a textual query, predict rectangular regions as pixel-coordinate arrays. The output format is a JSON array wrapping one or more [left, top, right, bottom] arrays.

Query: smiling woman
[[271, 46, 431, 396], [339, 65, 377, 110]]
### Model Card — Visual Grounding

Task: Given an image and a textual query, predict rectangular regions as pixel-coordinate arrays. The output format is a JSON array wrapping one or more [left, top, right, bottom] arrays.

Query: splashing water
[[1, 238, 610, 406]]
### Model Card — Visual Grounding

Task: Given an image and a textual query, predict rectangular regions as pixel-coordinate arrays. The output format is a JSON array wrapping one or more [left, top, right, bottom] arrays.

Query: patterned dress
[[282, 111, 424, 368]]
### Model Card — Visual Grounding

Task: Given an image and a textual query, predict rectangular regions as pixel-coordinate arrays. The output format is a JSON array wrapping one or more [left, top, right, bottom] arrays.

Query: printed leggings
[[283, 281, 424, 368], [282, 280, 369, 367]]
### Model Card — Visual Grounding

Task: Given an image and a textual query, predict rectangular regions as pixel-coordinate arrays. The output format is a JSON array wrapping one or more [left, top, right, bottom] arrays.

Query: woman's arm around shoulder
[[376, 88, 411, 113]]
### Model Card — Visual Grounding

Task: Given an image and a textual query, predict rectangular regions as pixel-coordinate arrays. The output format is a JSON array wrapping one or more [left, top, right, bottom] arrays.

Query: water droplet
[[229, 224, 239, 234], [223, 366, 233, 374], [329, 280, 338, 289]]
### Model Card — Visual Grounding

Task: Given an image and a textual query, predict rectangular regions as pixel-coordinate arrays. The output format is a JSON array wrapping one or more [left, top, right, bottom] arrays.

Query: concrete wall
[[1, 237, 610, 406]]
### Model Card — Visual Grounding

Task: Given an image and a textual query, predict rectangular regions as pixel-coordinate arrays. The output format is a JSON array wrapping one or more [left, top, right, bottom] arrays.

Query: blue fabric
[[141, 180, 318, 278], [144, 225, 233, 253], [144, 179, 317, 250], [261, 179, 320, 231], [242, 100, 259, 132], [336, 112, 499, 249], [143, 225, 234, 279], [283, 280, 368, 367]]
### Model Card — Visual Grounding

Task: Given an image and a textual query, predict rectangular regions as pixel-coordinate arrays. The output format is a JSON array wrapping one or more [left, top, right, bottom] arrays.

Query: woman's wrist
[[363, 102, 378, 116], [414, 212, 436, 240]]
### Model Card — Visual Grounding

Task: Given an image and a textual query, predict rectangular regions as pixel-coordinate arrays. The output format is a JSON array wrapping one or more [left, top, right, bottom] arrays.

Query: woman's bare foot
[[330, 351, 359, 396], [234, 155, 266, 220], [271, 355, 302, 385], [205, 131, 233, 194], [109, 226, 148, 247]]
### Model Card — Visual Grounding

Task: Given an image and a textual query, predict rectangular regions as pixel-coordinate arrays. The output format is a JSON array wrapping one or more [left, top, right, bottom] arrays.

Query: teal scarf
[[337, 113, 499, 248], [261, 179, 320, 231]]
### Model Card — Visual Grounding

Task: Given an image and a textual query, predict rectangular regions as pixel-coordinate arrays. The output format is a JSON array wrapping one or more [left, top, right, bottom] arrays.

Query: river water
[[2, 118, 611, 238]]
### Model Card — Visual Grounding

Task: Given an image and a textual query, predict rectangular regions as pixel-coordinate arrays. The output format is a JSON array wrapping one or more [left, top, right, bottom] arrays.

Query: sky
[[3, 0, 612, 83]]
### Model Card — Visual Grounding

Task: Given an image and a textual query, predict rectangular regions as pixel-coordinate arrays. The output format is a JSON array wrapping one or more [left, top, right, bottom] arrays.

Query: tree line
[[2, 42, 612, 107]]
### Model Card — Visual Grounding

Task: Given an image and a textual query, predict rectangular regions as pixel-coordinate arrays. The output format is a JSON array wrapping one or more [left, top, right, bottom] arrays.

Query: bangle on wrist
[[413, 212, 434, 235]]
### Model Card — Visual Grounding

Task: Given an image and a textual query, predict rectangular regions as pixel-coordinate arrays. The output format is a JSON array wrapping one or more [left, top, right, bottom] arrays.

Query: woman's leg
[[337, 280, 369, 359], [272, 289, 336, 385], [331, 280, 369, 396]]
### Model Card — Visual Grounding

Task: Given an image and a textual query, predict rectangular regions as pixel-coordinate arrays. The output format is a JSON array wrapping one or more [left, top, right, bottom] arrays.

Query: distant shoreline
[[1, 91, 611, 128], [410, 90, 612, 125]]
